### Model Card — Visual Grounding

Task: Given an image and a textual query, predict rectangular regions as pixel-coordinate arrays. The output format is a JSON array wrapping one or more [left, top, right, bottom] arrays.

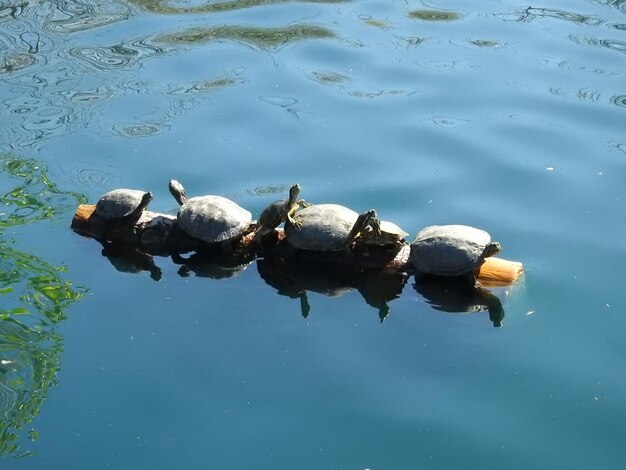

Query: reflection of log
[[71, 204, 523, 284]]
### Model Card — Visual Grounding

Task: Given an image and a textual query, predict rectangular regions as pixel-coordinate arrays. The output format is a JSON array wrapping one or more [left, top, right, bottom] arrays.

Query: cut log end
[[477, 257, 524, 287]]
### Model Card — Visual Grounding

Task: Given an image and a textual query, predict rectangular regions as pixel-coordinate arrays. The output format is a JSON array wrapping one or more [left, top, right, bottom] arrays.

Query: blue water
[[1, 0, 626, 468]]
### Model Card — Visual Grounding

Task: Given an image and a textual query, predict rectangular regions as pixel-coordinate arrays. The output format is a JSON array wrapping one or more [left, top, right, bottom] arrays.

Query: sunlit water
[[1, 0, 625, 468]]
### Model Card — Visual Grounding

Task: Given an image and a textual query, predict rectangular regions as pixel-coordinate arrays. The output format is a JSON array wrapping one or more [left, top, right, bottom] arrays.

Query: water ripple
[[570, 35, 626, 55], [415, 58, 479, 72], [0, 2, 27, 21], [429, 116, 472, 127], [44, 0, 133, 33], [610, 94, 626, 107], [69, 39, 165, 71], [609, 141, 626, 154], [68, 167, 117, 187], [533, 57, 622, 76], [497, 7, 602, 25], [68, 86, 114, 103], [259, 95, 298, 108]]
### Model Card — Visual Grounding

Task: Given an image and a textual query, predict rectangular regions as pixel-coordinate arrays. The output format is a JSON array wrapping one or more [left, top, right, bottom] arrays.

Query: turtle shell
[[410, 225, 493, 276], [177, 195, 251, 243], [95, 189, 150, 220], [284, 204, 359, 251], [365, 219, 408, 244]]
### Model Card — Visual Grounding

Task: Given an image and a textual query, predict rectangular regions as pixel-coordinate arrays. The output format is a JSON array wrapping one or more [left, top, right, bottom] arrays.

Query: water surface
[[1, 0, 625, 468]]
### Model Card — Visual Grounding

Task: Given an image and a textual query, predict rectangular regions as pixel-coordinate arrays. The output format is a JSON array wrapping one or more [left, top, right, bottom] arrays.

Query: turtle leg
[[299, 291, 311, 319], [346, 210, 376, 245], [369, 216, 383, 238], [296, 199, 312, 208], [287, 210, 302, 229]]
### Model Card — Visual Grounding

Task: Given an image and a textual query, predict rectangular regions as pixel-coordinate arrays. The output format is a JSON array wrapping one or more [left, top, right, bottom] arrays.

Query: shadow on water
[[257, 257, 407, 322], [413, 275, 505, 327], [0, 154, 85, 458]]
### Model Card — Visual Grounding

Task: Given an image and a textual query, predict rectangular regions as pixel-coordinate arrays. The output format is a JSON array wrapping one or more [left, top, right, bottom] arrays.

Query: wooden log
[[71, 204, 104, 239], [70, 204, 523, 285], [477, 257, 524, 287]]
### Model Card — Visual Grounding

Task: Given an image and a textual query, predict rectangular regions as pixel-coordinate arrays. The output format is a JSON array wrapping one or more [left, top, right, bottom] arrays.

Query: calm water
[[1, 0, 625, 467]]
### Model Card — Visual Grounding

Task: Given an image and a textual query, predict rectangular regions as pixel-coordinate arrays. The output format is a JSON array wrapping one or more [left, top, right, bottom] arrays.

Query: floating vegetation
[[157, 24, 336, 50], [470, 39, 502, 48], [168, 76, 243, 95], [408, 9, 462, 21], [0, 54, 36, 74], [358, 15, 390, 29], [0, 155, 86, 229], [112, 123, 169, 137], [0, 321, 63, 458], [0, 153, 86, 458], [133, 0, 346, 15], [306, 70, 350, 85]]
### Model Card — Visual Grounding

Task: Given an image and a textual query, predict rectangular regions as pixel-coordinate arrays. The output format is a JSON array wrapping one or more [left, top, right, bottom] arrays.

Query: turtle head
[[140, 191, 154, 209], [288, 183, 301, 203], [169, 179, 187, 206], [484, 241, 501, 257]]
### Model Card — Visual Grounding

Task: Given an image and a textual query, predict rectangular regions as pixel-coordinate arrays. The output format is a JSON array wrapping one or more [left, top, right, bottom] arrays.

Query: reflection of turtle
[[284, 204, 375, 251], [95, 189, 153, 223], [253, 183, 308, 239], [256, 256, 407, 321], [100, 242, 162, 281], [413, 275, 504, 327], [410, 225, 501, 284], [171, 251, 252, 280], [168, 179, 252, 245]]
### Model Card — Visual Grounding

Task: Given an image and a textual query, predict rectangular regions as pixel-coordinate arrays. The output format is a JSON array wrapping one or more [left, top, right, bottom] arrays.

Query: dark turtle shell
[[410, 224, 501, 276], [95, 189, 152, 221], [177, 195, 252, 243], [284, 204, 360, 251]]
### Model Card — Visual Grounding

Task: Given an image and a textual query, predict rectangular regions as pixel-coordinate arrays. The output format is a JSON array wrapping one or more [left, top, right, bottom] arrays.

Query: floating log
[[71, 204, 523, 284], [477, 257, 524, 287]]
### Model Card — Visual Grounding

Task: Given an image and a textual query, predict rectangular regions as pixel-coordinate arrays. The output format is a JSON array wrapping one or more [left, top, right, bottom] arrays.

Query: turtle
[[284, 203, 376, 252], [410, 224, 501, 284], [168, 179, 252, 245], [253, 183, 308, 239], [357, 211, 408, 247], [95, 189, 153, 223]]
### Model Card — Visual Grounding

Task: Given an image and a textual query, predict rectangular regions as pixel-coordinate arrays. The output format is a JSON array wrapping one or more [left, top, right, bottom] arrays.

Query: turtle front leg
[[287, 209, 302, 229], [369, 216, 383, 238], [296, 199, 312, 208]]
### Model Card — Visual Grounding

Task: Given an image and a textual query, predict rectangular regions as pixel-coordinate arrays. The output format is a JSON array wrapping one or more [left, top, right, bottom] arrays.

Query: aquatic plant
[[0, 153, 85, 458]]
